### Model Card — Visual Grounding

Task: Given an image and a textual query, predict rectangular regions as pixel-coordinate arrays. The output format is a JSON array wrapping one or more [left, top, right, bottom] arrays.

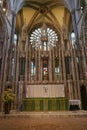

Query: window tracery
[[28, 25, 60, 82], [29, 25, 58, 50]]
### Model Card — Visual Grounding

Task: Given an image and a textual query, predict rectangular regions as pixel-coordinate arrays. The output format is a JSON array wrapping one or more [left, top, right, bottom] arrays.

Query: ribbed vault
[[15, 0, 71, 34]]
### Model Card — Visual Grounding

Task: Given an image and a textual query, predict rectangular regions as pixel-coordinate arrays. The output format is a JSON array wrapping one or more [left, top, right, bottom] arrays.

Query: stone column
[[59, 43, 63, 83], [8, 11, 16, 81], [61, 37, 67, 96], [82, 46, 87, 78], [78, 51, 83, 79], [28, 44, 31, 82], [0, 33, 9, 112], [52, 48, 56, 82], [14, 47, 19, 110], [12, 44, 17, 109], [41, 57, 43, 81], [49, 49, 52, 82], [18, 81, 24, 111], [35, 50, 38, 81], [71, 48, 77, 99], [6, 12, 16, 110], [81, 22, 86, 47], [68, 80, 73, 99], [25, 36, 28, 84], [73, 48, 80, 99], [38, 48, 41, 82]]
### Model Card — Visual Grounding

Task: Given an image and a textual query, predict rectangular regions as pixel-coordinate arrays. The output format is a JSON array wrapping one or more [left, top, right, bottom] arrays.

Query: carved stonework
[[21, 20, 27, 42], [62, 24, 68, 40]]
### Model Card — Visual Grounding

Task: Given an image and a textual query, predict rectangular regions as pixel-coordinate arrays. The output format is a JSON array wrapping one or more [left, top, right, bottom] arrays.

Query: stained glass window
[[30, 26, 58, 49]]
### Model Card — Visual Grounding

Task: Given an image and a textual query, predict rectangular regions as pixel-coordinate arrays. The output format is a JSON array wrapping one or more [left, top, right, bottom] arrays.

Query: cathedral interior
[[0, 0, 87, 112]]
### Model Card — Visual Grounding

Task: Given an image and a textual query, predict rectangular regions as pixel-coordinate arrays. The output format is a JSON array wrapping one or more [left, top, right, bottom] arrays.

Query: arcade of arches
[[0, 0, 87, 112]]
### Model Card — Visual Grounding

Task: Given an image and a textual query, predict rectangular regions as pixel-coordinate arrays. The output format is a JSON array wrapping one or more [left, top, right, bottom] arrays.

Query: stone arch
[[28, 22, 61, 39]]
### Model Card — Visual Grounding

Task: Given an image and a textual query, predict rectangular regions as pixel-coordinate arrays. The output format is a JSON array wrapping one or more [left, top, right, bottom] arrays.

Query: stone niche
[[26, 84, 65, 98]]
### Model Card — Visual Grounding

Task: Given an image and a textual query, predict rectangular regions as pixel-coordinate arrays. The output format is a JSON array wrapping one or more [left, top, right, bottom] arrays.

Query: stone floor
[[0, 111, 87, 130]]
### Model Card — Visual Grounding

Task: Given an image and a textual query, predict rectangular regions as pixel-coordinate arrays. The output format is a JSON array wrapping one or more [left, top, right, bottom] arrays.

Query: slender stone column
[[61, 37, 67, 96], [56, 42, 59, 81], [25, 36, 28, 84], [52, 48, 56, 82], [81, 46, 87, 78], [8, 11, 16, 81], [78, 51, 83, 79], [41, 57, 43, 81], [12, 44, 17, 109], [35, 50, 38, 81], [14, 47, 19, 110], [59, 42, 63, 82], [68, 80, 73, 99], [38, 48, 41, 82], [0, 33, 9, 112], [0, 27, 6, 95], [73, 49, 80, 99], [81, 23, 86, 47], [81, 24, 87, 74], [8, 11, 18, 110], [49, 49, 52, 82], [82, 17, 87, 87], [28, 44, 31, 82], [71, 48, 77, 99]]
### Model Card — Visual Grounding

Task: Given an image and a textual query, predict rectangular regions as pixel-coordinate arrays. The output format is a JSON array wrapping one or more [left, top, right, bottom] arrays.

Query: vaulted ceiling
[[15, 0, 71, 34]]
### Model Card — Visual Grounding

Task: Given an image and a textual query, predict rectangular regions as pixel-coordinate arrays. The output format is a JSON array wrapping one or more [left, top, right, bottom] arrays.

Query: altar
[[26, 84, 65, 98], [23, 84, 68, 111]]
